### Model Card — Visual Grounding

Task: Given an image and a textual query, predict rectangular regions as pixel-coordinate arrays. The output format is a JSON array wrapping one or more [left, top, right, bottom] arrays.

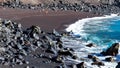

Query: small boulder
[[88, 54, 94, 59], [91, 62, 105, 67], [72, 55, 78, 59], [51, 55, 64, 63], [86, 43, 96, 47], [92, 56, 100, 62], [105, 57, 114, 62], [76, 62, 85, 68], [58, 50, 73, 56]]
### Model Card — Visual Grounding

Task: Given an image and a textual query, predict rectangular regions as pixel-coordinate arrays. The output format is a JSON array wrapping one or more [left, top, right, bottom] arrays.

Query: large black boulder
[[101, 43, 119, 56]]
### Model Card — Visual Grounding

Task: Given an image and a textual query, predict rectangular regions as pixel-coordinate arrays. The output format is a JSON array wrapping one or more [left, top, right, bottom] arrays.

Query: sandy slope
[[0, 7, 99, 32]]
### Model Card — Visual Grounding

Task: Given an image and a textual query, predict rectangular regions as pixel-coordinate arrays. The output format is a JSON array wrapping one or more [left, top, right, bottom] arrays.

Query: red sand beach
[[0, 7, 99, 32]]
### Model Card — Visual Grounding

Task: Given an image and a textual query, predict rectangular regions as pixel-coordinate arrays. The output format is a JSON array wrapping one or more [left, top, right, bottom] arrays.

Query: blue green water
[[82, 17, 120, 47], [66, 15, 120, 47]]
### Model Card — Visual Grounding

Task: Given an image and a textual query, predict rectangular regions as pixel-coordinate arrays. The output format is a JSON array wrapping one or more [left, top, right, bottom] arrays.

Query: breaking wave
[[66, 14, 120, 47]]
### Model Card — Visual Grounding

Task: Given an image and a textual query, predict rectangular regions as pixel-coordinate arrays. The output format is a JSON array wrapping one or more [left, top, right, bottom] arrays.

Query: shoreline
[[0, 5, 120, 68], [0, 18, 119, 68]]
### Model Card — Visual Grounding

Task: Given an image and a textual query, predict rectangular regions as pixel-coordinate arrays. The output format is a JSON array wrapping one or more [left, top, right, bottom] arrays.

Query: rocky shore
[[0, 18, 75, 68], [0, 18, 120, 68], [0, 0, 120, 68], [0, 0, 120, 15]]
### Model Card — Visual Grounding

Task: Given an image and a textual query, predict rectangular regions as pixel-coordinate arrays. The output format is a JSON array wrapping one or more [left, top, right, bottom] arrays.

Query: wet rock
[[58, 50, 73, 56], [92, 56, 100, 62], [86, 43, 96, 47], [101, 43, 119, 56], [116, 62, 120, 68], [72, 55, 78, 59], [76, 62, 85, 68], [91, 62, 105, 66], [51, 55, 64, 63], [88, 54, 94, 59], [105, 57, 114, 62]]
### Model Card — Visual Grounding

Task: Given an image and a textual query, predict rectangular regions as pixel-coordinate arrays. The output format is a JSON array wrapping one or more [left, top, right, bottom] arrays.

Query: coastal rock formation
[[0, 18, 78, 67], [101, 43, 119, 56], [116, 62, 120, 68]]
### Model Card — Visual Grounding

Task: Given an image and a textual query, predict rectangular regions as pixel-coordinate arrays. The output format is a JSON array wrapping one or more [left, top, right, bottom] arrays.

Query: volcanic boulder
[[105, 57, 114, 62], [101, 43, 120, 56], [116, 62, 120, 68], [76, 62, 85, 68]]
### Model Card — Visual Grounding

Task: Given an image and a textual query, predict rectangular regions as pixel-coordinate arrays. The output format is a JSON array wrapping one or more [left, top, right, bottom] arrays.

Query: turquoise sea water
[[83, 18, 120, 47], [66, 15, 120, 47]]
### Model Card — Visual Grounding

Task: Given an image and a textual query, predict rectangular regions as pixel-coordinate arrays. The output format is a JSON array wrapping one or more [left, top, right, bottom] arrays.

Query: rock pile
[[0, 0, 120, 14], [0, 18, 77, 67], [87, 55, 105, 67]]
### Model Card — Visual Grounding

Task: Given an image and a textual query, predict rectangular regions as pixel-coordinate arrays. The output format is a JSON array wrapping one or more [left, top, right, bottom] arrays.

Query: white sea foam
[[62, 36, 118, 68], [65, 14, 120, 68], [66, 14, 119, 36]]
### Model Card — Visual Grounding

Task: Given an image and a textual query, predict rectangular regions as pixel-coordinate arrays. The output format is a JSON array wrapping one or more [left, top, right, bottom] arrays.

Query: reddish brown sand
[[0, 7, 99, 32]]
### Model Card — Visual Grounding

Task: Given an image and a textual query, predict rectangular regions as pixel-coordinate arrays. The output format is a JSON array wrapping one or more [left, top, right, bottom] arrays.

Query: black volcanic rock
[[76, 62, 85, 68], [116, 62, 120, 68], [91, 61, 105, 67], [101, 43, 119, 56], [105, 57, 114, 62], [0, 18, 78, 67], [86, 43, 96, 47]]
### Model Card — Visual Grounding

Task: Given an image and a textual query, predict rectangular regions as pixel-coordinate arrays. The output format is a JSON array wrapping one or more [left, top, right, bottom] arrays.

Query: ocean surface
[[66, 14, 120, 48]]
